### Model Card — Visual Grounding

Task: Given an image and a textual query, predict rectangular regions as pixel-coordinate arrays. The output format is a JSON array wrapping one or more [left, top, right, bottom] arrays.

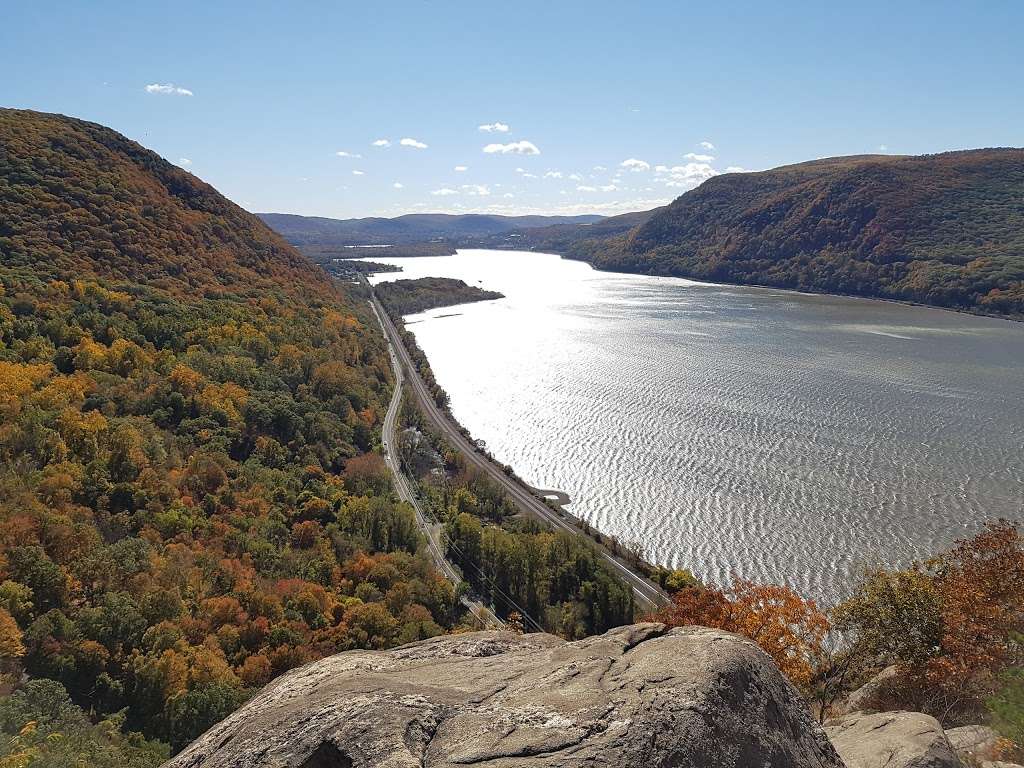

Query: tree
[[832, 521, 1024, 724], [0, 679, 167, 768], [0, 607, 25, 675], [988, 663, 1024, 758], [832, 568, 944, 666], [340, 603, 399, 650], [6, 546, 69, 614], [648, 577, 830, 690], [162, 682, 248, 753]]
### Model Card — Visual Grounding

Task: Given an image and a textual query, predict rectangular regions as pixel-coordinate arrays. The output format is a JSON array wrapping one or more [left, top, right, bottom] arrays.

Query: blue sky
[[3, 1, 1022, 218]]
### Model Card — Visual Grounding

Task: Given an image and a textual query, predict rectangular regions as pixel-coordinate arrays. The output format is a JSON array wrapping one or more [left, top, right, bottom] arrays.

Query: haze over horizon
[[3, 0, 1022, 219]]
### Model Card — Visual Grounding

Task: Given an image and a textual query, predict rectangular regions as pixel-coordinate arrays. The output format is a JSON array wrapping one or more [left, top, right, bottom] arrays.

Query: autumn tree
[[648, 577, 830, 690], [833, 521, 1024, 724]]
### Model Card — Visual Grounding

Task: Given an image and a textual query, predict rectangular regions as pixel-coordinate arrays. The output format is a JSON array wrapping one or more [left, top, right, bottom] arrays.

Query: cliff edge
[[165, 623, 842, 768]]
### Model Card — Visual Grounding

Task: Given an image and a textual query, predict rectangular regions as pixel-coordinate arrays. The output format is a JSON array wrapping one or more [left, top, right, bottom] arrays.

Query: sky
[[2, 1, 1023, 219]]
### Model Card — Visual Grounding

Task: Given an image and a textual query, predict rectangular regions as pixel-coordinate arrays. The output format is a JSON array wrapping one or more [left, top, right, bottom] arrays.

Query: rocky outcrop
[[165, 623, 843, 768], [946, 725, 1001, 764], [825, 711, 962, 768], [842, 665, 900, 714]]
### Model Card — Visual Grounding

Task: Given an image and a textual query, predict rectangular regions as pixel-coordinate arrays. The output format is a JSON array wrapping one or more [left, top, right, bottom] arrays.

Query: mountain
[[0, 108, 454, 759], [1, 110, 322, 298], [258, 211, 604, 246], [563, 151, 1024, 318], [466, 207, 658, 252]]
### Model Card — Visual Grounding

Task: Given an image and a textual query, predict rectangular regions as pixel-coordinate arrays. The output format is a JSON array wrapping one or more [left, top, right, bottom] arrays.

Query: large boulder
[[842, 665, 900, 713], [165, 623, 843, 768], [825, 711, 962, 768], [945, 725, 1001, 764]]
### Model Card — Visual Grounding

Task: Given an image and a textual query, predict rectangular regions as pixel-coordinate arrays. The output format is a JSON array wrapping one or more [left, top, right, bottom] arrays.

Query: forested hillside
[[0, 109, 464, 763], [259, 211, 603, 247], [376, 277, 503, 315], [573, 151, 1024, 317], [0, 109, 638, 765]]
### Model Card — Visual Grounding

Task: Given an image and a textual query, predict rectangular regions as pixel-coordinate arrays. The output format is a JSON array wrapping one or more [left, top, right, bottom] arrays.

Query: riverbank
[[360, 249, 1024, 603], [547, 247, 1024, 325], [365, 279, 670, 611]]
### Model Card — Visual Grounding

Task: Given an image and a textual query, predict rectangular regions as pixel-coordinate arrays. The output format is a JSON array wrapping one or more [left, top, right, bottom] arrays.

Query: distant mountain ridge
[[258, 212, 604, 246], [480, 150, 1024, 319]]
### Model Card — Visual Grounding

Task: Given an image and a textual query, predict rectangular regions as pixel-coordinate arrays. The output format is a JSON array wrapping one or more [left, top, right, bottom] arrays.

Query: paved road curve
[[370, 301, 505, 630], [369, 294, 669, 611]]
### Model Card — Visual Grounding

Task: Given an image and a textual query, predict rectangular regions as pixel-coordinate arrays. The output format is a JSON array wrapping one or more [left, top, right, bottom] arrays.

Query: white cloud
[[724, 166, 748, 173], [878, 144, 888, 152], [503, 193, 515, 198], [593, 165, 607, 171], [521, 172, 537, 179], [515, 167, 526, 173], [461, 184, 490, 196], [599, 183, 618, 192], [352, 170, 365, 176], [177, 158, 192, 166], [393, 182, 404, 189], [145, 83, 193, 96], [372, 138, 391, 147], [543, 170, 563, 179], [336, 150, 363, 158], [568, 173, 583, 181], [576, 185, 597, 192], [483, 140, 540, 155], [400, 137, 428, 149], [454, 165, 468, 172], [699, 141, 715, 150], [620, 158, 650, 172], [683, 152, 715, 162], [396, 196, 672, 217], [578, 183, 618, 192], [478, 122, 510, 133], [431, 187, 458, 196], [657, 161, 718, 189]]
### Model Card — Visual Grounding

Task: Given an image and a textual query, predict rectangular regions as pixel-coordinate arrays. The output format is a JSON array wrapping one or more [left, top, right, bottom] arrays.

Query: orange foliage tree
[[647, 576, 830, 690], [835, 520, 1024, 723]]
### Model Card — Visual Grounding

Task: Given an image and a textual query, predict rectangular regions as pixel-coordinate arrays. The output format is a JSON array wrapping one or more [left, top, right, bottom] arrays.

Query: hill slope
[[572, 150, 1024, 318], [1, 110, 322, 297], [0, 108, 457, 761], [258, 211, 604, 246], [0, 109, 636, 764]]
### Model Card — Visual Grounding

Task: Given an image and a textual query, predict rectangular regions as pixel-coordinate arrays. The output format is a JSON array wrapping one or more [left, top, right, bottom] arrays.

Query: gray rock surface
[[843, 665, 900, 714], [945, 725, 1001, 763], [826, 711, 962, 768], [165, 623, 843, 768]]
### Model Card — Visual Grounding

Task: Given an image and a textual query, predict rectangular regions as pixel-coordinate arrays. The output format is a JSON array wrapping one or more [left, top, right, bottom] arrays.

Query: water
[[368, 249, 1024, 603]]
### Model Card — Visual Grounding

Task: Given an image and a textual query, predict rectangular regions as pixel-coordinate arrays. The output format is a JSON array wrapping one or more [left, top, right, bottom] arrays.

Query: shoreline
[[567, 257, 1024, 326], [364, 280, 669, 609], [471, 245, 1024, 326], [362, 251, 1023, 604]]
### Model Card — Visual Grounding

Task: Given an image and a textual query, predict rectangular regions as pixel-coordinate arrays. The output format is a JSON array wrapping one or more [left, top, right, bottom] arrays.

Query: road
[[369, 293, 669, 611], [370, 300, 505, 630]]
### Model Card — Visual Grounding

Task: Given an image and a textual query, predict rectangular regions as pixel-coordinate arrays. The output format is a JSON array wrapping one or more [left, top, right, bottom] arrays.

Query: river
[[368, 249, 1024, 603]]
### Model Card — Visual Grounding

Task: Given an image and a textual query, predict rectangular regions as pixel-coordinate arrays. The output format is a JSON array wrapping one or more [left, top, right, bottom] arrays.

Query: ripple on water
[[370, 250, 1024, 604]]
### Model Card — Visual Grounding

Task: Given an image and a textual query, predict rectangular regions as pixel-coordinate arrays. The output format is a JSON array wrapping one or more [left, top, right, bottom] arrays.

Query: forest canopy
[[0, 109, 464, 763]]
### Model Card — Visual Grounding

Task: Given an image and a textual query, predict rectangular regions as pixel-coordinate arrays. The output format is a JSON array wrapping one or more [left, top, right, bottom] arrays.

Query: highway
[[370, 300, 505, 630], [369, 293, 669, 612]]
